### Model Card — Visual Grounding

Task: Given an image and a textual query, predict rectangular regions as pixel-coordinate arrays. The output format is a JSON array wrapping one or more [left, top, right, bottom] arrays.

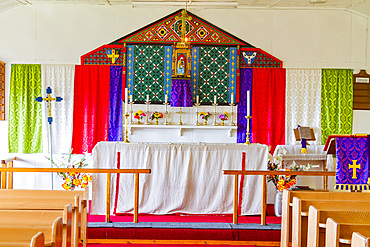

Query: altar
[[91, 142, 268, 215]]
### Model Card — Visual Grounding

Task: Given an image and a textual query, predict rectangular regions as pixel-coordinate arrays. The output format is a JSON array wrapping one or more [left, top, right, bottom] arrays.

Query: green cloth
[[8, 64, 43, 153], [321, 69, 353, 145]]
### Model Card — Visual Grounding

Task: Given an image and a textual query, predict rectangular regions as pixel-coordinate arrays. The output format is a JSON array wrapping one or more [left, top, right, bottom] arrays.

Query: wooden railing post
[[8, 161, 13, 189], [134, 173, 139, 223], [233, 174, 238, 224], [261, 175, 267, 225], [1, 163, 6, 189], [106, 173, 111, 223]]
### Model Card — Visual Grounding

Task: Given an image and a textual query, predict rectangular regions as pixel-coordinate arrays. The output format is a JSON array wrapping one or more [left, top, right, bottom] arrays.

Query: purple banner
[[108, 66, 123, 142], [237, 68, 253, 143], [170, 79, 192, 107]]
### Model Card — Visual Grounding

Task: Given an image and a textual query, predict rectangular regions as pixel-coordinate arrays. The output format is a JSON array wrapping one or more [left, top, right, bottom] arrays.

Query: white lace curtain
[[41, 65, 75, 154], [286, 69, 322, 145]]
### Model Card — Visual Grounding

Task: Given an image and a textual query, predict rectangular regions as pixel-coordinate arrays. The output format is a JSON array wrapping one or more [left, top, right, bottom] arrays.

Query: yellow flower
[[70, 172, 77, 177], [88, 175, 92, 182], [83, 174, 89, 182], [73, 178, 82, 186], [225, 111, 229, 118], [81, 183, 88, 188], [65, 177, 71, 183], [62, 183, 71, 190]]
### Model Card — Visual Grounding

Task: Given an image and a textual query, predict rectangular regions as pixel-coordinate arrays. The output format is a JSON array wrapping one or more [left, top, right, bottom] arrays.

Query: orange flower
[[73, 178, 82, 186], [81, 183, 88, 188], [62, 183, 71, 190]]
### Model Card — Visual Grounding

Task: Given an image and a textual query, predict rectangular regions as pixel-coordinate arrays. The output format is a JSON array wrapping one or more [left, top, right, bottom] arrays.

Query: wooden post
[[8, 161, 13, 189], [323, 160, 328, 191], [261, 175, 267, 225], [106, 173, 111, 223], [1, 163, 6, 189], [233, 174, 238, 224], [134, 173, 139, 223]]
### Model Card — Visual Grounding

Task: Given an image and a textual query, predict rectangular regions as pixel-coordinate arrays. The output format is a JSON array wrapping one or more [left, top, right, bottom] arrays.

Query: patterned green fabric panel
[[198, 46, 229, 104], [133, 45, 165, 102], [8, 64, 43, 153], [321, 69, 353, 145]]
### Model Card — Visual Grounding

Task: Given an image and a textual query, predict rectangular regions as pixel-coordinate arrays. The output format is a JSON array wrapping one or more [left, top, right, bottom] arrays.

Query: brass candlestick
[[145, 101, 151, 125], [212, 103, 218, 126], [245, 115, 251, 145], [163, 101, 169, 125], [129, 101, 134, 124], [176, 107, 184, 125], [194, 103, 200, 126], [124, 113, 130, 143], [229, 102, 236, 126]]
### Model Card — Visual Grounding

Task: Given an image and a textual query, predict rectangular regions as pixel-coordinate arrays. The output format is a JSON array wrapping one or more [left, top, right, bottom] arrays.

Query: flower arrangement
[[219, 111, 229, 121], [267, 150, 311, 191], [134, 110, 146, 123], [150, 111, 163, 120], [198, 111, 211, 121], [50, 150, 92, 190]]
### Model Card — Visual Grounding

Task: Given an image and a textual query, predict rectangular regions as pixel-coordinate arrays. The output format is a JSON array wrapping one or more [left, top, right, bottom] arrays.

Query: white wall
[[0, 5, 369, 193]]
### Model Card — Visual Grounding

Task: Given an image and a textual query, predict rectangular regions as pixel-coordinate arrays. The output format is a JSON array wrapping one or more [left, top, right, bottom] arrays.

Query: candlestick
[[214, 95, 217, 105], [196, 95, 199, 104], [129, 100, 134, 124], [124, 88, 128, 114], [194, 101, 200, 126], [231, 93, 234, 105], [245, 115, 252, 145], [130, 95, 133, 102], [247, 91, 250, 116], [165, 94, 168, 104], [145, 100, 151, 125], [124, 113, 130, 143], [212, 102, 218, 126], [229, 101, 236, 126], [147, 94, 150, 102], [163, 101, 169, 125]]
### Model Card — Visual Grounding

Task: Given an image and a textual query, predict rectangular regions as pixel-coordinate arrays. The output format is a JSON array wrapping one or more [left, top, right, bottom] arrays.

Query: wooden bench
[[0, 231, 45, 247], [326, 218, 370, 247], [351, 232, 370, 247], [0, 191, 81, 247], [0, 204, 72, 247], [292, 198, 370, 247], [0, 217, 63, 247], [307, 206, 370, 247], [281, 190, 370, 247]]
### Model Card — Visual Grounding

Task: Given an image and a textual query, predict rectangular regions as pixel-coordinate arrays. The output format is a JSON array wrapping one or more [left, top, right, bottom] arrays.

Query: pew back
[[351, 232, 370, 247]]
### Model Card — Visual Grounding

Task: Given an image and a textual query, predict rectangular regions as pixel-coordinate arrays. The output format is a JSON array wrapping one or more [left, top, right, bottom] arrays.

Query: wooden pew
[[0, 204, 72, 247], [281, 190, 370, 247], [292, 198, 370, 247], [0, 217, 63, 247], [0, 188, 88, 247], [326, 218, 370, 247], [0, 231, 45, 247], [0, 191, 80, 247], [307, 206, 370, 247], [351, 232, 370, 247]]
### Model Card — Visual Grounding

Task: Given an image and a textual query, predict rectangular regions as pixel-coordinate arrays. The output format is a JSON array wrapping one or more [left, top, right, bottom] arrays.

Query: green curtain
[[321, 69, 353, 144], [8, 64, 43, 153]]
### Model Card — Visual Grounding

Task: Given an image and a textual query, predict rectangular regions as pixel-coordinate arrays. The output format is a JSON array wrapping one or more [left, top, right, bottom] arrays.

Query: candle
[[196, 95, 199, 104], [146, 94, 149, 102], [214, 95, 217, 104], [130, 95, 133, 102], [165, 94, 168, 103], [231, 93, 234, 104], [247, 91, 250, 116], [124, 88, 128, 114]]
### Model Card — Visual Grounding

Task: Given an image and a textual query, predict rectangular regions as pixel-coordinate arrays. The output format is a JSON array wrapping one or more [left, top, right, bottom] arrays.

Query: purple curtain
[[237, 68, 253, 143], [170, 79, 192, 107], [108, 66, 123, 141]]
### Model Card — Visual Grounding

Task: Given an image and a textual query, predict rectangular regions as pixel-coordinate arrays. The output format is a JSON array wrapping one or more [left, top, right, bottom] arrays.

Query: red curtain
[[252, 68, 286, 153], [72, 65, 111, 154]]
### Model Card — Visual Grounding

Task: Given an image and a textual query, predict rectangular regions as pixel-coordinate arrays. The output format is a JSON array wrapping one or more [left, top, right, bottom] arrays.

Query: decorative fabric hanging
[[109, 66, 123, 142], [237, 68, 253, 143], [170, 79, 192, 107]]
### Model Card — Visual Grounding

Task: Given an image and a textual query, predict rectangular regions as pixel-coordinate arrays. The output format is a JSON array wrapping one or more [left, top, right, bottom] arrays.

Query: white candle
[[130, 95, 133, 102], [124, 88, 128, 114], [146, 94, 149, 102], [196, 95, 199, 104], [214, 95, 217, 104], [165, 94, 168, 103], [247, 91, 250, 116], [231, 93, 234, 104]]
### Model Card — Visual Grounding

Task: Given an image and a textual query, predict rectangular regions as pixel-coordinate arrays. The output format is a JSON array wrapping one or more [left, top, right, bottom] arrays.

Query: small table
[[273, 145, 328, 190]]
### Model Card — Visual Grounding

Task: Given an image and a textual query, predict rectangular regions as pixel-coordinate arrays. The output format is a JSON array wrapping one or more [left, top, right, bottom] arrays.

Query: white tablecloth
[[91, 142, 268, 215]]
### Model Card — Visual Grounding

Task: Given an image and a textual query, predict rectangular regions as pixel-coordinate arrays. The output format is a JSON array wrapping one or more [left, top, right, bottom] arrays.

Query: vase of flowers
[[219, 111, 229, 126], [49, 150, 92, 190], [267, 150, 311, 216], [199, 111, 211, 125], [134, 110, 146, 124], [150, 111, 163, 125]]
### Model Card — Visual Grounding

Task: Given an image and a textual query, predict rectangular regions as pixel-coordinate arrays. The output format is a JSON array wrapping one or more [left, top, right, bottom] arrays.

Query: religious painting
[[172, 46, 191, 78]]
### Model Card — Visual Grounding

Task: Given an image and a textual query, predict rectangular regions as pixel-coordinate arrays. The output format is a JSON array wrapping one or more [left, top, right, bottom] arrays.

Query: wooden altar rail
[[0, 163, 151, 223], [1, 157, 16, 189], [223, 170, 336, 225]]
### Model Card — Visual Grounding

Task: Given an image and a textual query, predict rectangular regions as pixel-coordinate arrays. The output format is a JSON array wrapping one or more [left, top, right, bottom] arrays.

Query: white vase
[[274, 190, 283, 217]]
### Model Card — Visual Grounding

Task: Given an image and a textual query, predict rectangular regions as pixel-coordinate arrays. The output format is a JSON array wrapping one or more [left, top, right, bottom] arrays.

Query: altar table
[[91, 142, 268, 215]]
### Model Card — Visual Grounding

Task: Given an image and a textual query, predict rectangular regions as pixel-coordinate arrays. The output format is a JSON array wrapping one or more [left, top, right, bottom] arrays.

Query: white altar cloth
[[91, 142, 268, 215]]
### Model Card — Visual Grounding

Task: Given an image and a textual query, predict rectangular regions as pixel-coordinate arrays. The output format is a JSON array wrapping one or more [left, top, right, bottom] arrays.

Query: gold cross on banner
[[175, 9, 192, 43], [349, 160, 361, 179], [107, 49, 119, 64]]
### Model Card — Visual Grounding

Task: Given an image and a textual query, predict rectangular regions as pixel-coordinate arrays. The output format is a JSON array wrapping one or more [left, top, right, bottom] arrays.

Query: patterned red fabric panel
[[251, 68, 286, 153], [72, 65, 111, 154]]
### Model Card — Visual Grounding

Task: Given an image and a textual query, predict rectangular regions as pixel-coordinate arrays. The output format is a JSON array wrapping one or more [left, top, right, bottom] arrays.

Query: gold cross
[[175, 9, 192, 43], [176, 107, 184, 125], [36, 87, 62, 124], [107, 50, 119, 64], [349, 160, 361, 179]]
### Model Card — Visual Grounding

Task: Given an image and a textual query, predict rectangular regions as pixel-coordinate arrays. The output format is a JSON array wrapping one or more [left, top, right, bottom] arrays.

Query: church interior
[[1, 0, 370, 246]]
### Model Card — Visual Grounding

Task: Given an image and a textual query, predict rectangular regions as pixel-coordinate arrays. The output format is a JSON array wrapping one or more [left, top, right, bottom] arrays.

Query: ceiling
[[1, 0, 370, 17]]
